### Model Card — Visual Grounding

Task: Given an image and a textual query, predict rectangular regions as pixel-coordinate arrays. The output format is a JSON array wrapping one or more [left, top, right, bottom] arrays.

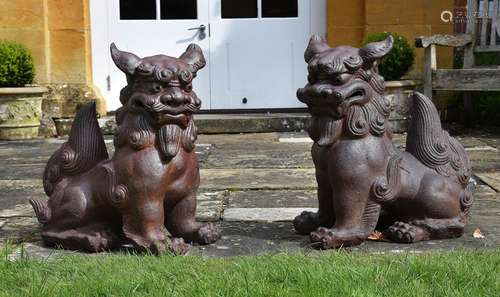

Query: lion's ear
[[359, 35, 394, 67], [180, 44, 206, 73], [110, 43, 141, 76], [304, 35, 330, 63]]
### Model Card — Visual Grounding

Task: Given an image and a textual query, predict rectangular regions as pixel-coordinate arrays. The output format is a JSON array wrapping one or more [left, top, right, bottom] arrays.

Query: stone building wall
[[327, 0, 455, 78], [0, 0, 106, 126]]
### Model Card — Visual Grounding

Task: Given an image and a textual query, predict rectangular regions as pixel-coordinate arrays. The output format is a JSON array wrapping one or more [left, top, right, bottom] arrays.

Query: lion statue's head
[[297, 35, 394, 146], [110, 44, 205, 159]]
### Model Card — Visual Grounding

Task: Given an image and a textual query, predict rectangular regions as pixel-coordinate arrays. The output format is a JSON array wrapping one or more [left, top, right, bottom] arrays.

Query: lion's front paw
[[310, 227, 339, 249], [384, 221, 428, 243], [310, 227, 364, 249], [196, 223, 221, 245], [168, 237, 190, 255], [293, 211, 320, 235]]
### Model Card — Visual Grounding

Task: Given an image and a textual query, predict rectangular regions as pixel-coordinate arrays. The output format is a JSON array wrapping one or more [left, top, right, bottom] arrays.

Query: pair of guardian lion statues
[[30, 36, 474, 253]]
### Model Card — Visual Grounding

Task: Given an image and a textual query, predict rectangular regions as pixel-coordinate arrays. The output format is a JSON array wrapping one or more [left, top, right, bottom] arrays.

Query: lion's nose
[[160, 92, 189, 106], [144, 97, 156, 107], [296, 88, 307, 101], [321, 88, 333, 98]]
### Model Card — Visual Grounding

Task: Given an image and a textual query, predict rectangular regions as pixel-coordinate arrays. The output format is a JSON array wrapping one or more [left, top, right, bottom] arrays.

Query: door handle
[[188, 24, 207, 40], [188, 24, 206, 31]]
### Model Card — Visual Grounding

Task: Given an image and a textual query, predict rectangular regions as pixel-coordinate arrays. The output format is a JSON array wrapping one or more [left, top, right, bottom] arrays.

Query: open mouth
[[299, 83, 369, 119], [153, 113, 191, 128], [344, 89, 365, 103]]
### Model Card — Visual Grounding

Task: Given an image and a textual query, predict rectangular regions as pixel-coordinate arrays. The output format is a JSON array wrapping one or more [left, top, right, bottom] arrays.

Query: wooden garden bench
[[415, 0, 500, 127]]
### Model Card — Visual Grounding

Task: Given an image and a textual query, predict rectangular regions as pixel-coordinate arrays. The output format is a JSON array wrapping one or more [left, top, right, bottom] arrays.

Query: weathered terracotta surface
[[294, 35, 474, 249], [30, 44, 221, 253]]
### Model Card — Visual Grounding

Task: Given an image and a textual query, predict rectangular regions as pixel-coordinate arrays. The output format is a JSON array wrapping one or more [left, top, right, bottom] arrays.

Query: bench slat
[[432, 69, 500, 91], [475, 44, 500, 52], [415, 34, 472, 48]]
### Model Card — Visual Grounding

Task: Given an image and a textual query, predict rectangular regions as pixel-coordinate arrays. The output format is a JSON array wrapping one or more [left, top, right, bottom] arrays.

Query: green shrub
[[0, 40, 35, 87], [363, 32, 415, 81]]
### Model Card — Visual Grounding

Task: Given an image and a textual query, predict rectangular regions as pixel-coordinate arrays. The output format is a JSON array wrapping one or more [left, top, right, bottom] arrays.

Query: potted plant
[[363, 32, 416, 132], [0, 40, 47, 140]]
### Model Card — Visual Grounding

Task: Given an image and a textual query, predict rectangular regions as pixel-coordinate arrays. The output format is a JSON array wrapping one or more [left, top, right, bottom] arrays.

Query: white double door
[[90, 0, 326, 111]]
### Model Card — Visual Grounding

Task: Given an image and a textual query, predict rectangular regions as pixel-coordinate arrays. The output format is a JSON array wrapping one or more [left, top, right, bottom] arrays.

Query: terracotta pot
[[384, 80, 418, 133], [0, 86, 47, 140]]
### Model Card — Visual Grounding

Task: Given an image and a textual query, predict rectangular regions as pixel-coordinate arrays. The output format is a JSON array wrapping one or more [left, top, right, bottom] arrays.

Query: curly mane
[[114, 107, 197, 159]]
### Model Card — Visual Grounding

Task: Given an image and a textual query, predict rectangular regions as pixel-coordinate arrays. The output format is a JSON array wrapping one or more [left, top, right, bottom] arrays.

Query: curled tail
[[29, 199, 51, 224], [34, 103, 108, 223], [406, 92, 474, 212]]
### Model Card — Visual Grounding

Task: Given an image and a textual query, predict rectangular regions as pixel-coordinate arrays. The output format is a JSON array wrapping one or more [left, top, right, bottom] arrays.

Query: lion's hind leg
[[384, 218, 464, 243], [42, 223, 121, 252]]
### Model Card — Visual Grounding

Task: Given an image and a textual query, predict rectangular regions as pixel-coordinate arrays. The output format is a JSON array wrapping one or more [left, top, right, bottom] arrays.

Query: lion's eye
[[179, 69, 193, 84], [332, 73, 352, 85], [150, 83, 163, 93]]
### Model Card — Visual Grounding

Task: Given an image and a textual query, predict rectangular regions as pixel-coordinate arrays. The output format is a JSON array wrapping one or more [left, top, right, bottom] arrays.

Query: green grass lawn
[[0, 246, 499, 297]]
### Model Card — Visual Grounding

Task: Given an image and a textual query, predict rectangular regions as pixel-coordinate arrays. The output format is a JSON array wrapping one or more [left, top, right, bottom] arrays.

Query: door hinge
[[106, 75, 111, 91], [208, 23, 211, 37]]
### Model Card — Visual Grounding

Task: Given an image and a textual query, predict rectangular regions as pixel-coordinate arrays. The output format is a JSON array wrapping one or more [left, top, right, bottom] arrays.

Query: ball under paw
[[168, 237, 190, 255], [293, 211, 319, 235], [196, 223, 221, 245]]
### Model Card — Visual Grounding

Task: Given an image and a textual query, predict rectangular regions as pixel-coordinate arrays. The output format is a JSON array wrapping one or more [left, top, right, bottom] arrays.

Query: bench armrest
[[415, 34, 473, 48]]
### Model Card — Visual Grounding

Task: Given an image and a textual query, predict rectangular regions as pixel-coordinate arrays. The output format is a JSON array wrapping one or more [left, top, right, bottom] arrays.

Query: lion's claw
[[310, 227, 367, 249], [310, 227, 338, 249], [168, 237, 190, 255], [385, 221, 424, 243]]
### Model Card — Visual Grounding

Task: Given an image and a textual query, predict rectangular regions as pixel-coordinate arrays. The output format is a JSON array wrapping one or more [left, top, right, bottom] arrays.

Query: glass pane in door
[[262, 0, 298, 17], [120, 0, 156, 20], [161, 0, 197, 19], [221, 0, 258, 18]]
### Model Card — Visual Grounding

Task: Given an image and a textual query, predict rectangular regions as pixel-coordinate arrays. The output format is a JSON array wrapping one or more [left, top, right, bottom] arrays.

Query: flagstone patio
[[1, 127, 499, 259]]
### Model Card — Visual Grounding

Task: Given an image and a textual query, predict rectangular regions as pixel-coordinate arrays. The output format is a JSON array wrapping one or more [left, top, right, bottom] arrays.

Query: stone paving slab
[[200, 168, 316, 191], [0, 217, 40, 244], [198, 133, 279, 145], [196, 191, 227, 222], [0, 183, 45, 210], [476, 172, 500, 192], [227, 190, 317, 208], [203, 143, 313, 169], [223, 208, 317, 222], [467, 150, 500, 172]]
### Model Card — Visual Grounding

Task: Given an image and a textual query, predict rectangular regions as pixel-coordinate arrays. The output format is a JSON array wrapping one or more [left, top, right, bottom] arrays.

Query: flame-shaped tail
[[406, 92, 474, 213], [31, 102, 108, 224]]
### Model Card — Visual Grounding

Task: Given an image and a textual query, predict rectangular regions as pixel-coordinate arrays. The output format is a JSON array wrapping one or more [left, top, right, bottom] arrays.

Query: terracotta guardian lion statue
[[293, 35, 474, 249], [30, 43, 221, 252]]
